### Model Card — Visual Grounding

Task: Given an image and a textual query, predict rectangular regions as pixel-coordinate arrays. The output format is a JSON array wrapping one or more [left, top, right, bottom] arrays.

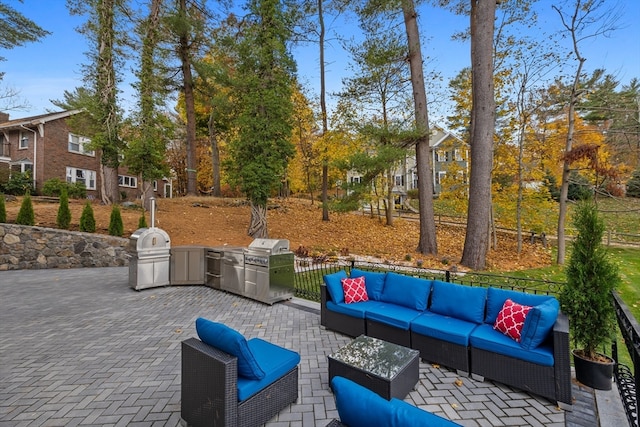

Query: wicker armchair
[[181, 337, 299, 427]]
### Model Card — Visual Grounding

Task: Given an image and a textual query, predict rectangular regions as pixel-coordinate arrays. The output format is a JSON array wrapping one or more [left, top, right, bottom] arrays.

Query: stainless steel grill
[[243, 238, 294, 304], [128, 198, 171, 291]]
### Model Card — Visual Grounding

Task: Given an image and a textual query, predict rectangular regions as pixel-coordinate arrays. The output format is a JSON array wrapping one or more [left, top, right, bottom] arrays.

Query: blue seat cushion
[[520, 298, 560, 350], [237, 338, 300, 401], [380, 272, 431, 311], [470, 324, 554, 366], [350, 268, 386, 300], [324, 270, 348, 304], [411, 311, 478, 347], [195, 317, 265, 380], [331, 376, 460, 427], [366, 303, 421, 330], [485, 287, 554, 325], [429, 281, 487, 324], [326, 300, 386, 319]]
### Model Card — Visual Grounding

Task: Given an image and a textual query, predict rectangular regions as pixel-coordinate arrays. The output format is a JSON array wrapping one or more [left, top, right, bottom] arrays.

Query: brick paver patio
[[0, 267, 626, 426]]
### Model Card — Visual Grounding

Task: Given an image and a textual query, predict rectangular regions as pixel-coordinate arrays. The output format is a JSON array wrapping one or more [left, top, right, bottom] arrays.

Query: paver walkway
[[0, 267, 626, 426]]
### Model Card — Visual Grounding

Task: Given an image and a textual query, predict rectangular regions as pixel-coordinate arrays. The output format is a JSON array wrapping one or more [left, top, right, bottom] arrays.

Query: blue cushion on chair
[[350, 268, 386, 300], [484, 287, 552, 325], [380, 272, 431, 311], [429, 281, 487, 324], [520, 298, 560, 350], [237, 338, 300, 401], [331, 376, 393, 426], [470, 324, 554, 366], [195, 317, 266, 380], [324, 270, 348, 304]]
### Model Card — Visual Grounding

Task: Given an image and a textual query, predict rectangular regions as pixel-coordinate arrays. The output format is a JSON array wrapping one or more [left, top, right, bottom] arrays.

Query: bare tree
[[553, 0, 621, 264]]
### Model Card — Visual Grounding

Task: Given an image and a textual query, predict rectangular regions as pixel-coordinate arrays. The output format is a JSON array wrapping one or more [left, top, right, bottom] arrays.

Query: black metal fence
[[613, 293, 640, 426], [293, 257, 638, 425], [293, 257, 562, 302]]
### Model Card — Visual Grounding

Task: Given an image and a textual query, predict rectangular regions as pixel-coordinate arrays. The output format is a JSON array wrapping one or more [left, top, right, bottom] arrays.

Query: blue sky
[[2, 0, 639, 121]]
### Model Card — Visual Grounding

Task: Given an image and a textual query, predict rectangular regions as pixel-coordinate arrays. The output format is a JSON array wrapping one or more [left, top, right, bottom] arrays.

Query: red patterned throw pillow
[[341, 276, 369, 304], [494, 299, 532, 342]]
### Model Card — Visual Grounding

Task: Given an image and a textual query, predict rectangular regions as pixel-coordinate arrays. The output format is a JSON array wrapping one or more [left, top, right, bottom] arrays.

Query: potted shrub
[[559, 200, 621, 390]]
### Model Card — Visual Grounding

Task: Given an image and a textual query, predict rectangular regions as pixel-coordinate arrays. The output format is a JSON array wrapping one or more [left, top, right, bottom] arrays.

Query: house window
[[394, 175, 404, 186], [19, 131, 29, 149], [436, 171, 446, 185], [66, 167, 96, 190], [0, 134, 6, 157], [454, 149, 463, 162], [153, 180, 158, 191], [118, 175, 138, 188], [68, 134, 95, 156], [351, 176, 361, 184]]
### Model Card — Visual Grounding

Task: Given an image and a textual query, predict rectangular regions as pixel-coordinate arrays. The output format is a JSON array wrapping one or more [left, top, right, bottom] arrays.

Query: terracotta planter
[[573, 349, 615, 390]]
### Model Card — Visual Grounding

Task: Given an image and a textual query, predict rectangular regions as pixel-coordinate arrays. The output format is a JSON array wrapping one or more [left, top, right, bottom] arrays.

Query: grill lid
[[248, 238, 290, 254]]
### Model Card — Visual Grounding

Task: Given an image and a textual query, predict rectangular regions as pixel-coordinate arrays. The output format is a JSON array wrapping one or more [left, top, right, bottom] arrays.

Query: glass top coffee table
[[328, 335, 420, 400]]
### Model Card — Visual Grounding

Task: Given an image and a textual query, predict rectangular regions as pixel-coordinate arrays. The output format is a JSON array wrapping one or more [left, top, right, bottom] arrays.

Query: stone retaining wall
[[0, 224, 129, 270]]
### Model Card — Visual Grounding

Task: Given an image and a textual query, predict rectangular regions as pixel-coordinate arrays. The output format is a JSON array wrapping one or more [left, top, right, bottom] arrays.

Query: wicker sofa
[[181, 318, 300, 427], [320, 269, 572, 408]]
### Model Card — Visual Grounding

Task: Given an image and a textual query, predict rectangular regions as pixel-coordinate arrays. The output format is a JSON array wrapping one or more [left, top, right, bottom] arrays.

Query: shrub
[[0, 194, 6, 223], [56, 188, 71, 229], [2, 172, 34, 196], [108, 204, 124, 236], [567, 171, 592, 201], [79, 202, 96, 232], [42, 178, 87, 199], [15, 193, 35, 225], [138, 213, 148, 229]]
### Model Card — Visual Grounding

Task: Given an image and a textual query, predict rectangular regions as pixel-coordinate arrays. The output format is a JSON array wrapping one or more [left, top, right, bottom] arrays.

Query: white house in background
[[346, 125, 469, 206]]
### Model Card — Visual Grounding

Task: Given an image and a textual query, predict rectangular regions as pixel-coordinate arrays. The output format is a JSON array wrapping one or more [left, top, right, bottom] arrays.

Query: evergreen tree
[[56, 188, 72, 229], [627, 169, 640, 198], [79, 202, 96, 232], [225, 0, 296, 238], [15, 193, 35, 226], [108, 204, 124, 236], [138, 213, 148, 229], [559, 200, 620, 360], [0, 194, 6, 223]]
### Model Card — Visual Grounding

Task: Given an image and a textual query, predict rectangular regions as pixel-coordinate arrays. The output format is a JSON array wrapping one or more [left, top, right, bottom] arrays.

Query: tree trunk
[[319, 0, 329, 221], [102, 163, 119, 204], [401, 0, 437, 255], [247, 201, 268, 238], [386, 168, 394, 226], [208, 109, 221, 197], [178, 0, 198, 196], [461, 0, 496, 270]]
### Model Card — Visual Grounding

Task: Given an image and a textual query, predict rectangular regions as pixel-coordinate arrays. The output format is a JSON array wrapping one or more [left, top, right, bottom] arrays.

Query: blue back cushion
[[350, 268, 386, 300], [331, 376, 392, 427], [429, 281, 487, 324], [485, 287, 552, 325], [520, 298, 560, 350], [324, 270, 348, 304], [380, 272, 431, 311], [195, 317, 266, 380]]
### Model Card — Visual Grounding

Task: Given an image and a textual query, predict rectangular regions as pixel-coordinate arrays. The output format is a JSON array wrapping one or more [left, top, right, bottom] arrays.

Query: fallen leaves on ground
[[5, 196, 552, 272]]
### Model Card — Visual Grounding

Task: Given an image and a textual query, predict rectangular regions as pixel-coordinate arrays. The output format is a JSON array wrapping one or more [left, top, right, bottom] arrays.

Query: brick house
[[0, 110, 172, 200]]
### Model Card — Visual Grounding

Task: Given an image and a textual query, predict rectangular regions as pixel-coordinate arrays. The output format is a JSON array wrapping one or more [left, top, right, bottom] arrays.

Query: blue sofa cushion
[[237, 338, 300, 401], [470, 324, 554, 366], [324, 270, 348, 304], [196, 317, 266, 380], [485, 287, 553, 325], [430, 281, 487, 324], [380, 272, 431, 311], [366, 303, 422, 330], [331, 376, 460, 427], [520, 298, 560, 350], [410, 312, 478, 347], [350, 268, 386, 300], [326, 300, 386, 319]]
